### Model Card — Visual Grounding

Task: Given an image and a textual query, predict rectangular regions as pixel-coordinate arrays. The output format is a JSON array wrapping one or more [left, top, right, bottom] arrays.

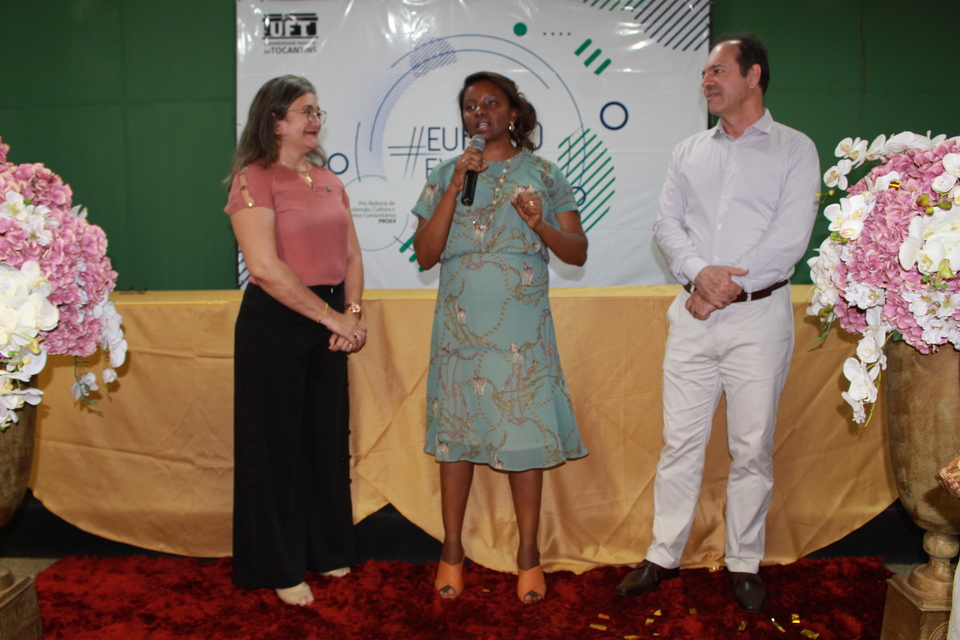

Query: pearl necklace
[[492, 158, 512, 201], [467, 152, 518, 230]]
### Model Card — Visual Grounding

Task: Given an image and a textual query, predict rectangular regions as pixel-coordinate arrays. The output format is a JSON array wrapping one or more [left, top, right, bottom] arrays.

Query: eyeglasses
[[289, 107, 326, 123]]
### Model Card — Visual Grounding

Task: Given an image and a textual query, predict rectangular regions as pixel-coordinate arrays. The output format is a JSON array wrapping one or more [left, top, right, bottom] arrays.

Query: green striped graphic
[[574, 38, 612, 75], [558, 128, 616, 232], [585, 0, 643, 11]]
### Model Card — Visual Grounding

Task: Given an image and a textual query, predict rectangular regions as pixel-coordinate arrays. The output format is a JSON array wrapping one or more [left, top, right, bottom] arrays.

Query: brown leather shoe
[[730, 571, 766, 613], [614, 560, 679, 596]]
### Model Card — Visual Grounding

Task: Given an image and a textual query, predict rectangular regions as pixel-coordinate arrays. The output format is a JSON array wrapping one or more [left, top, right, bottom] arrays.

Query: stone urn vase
[[882, 340, 960, 640], [0, 401, 43, 639], [0, 402, 37, 530]]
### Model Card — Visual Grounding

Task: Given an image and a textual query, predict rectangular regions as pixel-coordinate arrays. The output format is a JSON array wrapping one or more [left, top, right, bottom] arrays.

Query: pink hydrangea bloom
[[0, 145, 119, 357], [820, 138, 960, 350], [808, 134, 960, 423]]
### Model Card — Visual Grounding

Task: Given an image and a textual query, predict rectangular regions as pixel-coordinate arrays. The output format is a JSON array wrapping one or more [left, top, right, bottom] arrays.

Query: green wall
[[2, 0, 958, 289], [0, 0, 237, 290]]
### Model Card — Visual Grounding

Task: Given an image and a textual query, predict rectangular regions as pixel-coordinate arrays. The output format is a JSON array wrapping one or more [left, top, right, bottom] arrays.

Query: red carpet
[[36, 556, 890, 639]]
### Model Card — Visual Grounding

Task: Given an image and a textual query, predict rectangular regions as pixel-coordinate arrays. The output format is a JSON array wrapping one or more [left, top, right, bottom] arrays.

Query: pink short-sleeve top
[[225, 161, 351, 287]]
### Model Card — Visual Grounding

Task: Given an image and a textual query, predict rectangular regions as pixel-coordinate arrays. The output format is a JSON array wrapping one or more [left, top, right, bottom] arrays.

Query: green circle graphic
[[513, 22, 528, 36]]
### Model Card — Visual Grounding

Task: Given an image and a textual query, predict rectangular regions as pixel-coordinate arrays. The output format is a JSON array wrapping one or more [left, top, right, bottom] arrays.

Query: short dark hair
[[716, 33, 770, 94], [227, 75, 327, 182], [457, 71, 538, 151]]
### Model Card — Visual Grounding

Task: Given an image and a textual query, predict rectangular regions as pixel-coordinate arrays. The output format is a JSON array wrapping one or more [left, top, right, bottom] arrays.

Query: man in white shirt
[[614, 33, 820, 613]]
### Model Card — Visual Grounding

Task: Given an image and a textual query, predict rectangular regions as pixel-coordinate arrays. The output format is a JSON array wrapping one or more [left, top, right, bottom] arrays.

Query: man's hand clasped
[[686, 265, 750, 321]]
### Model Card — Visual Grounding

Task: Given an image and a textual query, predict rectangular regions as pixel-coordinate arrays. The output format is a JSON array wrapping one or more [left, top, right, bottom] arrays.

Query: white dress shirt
[[653, 109, 821, 293]]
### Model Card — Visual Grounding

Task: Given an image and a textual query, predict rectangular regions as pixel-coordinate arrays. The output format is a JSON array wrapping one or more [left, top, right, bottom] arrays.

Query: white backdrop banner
[[236, 0, 709, 288]]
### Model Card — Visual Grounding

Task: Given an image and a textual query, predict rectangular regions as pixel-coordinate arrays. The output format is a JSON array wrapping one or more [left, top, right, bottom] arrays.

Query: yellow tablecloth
[[29, 286, 896, 573]]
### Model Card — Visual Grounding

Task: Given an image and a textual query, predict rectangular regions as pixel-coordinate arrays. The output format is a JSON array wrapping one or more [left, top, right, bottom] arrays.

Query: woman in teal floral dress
[[412, 71, 588, 603]]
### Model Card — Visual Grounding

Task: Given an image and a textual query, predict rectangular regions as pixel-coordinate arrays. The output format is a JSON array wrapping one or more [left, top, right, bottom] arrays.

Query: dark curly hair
[[457, 72, 537, 151], [226, 75, 327, 183]]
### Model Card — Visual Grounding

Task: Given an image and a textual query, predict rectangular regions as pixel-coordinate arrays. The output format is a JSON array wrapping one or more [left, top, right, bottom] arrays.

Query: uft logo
[[263, 13, 318, 41]]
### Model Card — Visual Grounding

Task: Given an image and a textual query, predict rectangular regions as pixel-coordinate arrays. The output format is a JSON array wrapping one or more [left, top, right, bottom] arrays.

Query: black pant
[[232, 283, 354, 590]]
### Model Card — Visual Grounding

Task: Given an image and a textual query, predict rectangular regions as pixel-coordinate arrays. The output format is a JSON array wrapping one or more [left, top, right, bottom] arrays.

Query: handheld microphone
[[460, 134, 486, 206]]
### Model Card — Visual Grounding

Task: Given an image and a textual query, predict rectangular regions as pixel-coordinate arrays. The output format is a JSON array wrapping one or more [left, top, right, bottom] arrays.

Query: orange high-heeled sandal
[[434, 560, 465, 598], [517, 565, 547, 603]]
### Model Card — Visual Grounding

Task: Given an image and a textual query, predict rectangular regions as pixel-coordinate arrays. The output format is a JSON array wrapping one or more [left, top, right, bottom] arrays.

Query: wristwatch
[[346, 303, 362, 316]]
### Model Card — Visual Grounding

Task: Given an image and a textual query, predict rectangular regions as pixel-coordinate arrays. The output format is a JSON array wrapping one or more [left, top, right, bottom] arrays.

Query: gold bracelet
[[317, 302, 328, 323]]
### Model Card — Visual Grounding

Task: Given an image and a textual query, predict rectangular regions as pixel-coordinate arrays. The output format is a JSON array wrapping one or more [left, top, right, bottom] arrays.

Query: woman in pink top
[[224, 75, 366, 607]]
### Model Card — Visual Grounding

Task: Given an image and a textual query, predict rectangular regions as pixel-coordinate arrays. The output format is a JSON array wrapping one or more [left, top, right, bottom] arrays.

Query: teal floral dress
[[412, 150, 587, 471]]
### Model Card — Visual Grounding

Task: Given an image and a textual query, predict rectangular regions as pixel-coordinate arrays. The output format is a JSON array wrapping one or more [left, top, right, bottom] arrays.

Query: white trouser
[[646, 287, 794, 574]]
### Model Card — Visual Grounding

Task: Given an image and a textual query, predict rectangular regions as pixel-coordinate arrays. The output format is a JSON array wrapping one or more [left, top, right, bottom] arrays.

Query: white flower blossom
[[932, 173, 959, 194], [0, 192, 27, 217], [5, 347, 48, 381], [943, 153, 960, 179], [102, 368, 117, 384], [863, 306, 885, 328], [920, 315, 959, 345], [904, 290, 939, 320], [900, 216, 928, 270], [845, 398, 867, 423], [856, 334, 883, 365], [0, 374, 44, 429], [916, 240, 946, 276], [844, 281, 885, 309], [0, 260, 60, 428], [97, 300, 127, 368], [872, 170, 902, 192], [900, 209, 960, 276], [70, 372, 99, 402], [824, 159, 853, 190], [806, 238, 845, 320], [835, 137, 869, 167], [865, 134, 887, 161], [0, 263, 59, 351], [950, 186, 960, 208], [882, 132, 912, 154], [842, 357, 880, 403], [0, 194, 59, 246], [841, 357, 880, 424], [825, 194, 872, 240], [885, 131, 935, 154], [936, 293, 960, 319]]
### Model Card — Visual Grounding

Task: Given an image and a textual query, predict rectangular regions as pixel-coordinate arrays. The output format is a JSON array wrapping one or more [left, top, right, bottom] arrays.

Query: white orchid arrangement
[[0, 140, 127, 430], [807, 131, 960, 423], [0, 261, 58, 426]]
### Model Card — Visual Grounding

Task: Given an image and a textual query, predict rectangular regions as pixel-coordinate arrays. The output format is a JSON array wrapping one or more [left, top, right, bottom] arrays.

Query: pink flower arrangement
[[0, 139, 127, 425], [808, 132, 960, 422]]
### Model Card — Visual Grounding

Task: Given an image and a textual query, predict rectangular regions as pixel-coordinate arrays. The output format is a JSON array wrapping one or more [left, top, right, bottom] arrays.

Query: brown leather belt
[[683, 279, 789, 303]]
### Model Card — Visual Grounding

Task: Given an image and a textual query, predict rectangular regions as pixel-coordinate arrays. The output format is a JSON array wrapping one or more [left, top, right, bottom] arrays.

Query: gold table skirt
[[29, 286, 896, 573]]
